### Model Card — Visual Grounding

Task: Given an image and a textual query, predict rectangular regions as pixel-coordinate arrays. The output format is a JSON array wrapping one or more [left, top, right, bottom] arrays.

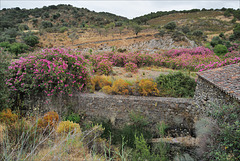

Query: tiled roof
[[197, 63, 240, 101]]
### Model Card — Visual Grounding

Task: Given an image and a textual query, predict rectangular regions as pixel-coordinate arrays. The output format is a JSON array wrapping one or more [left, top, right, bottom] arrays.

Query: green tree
[[132, 24, 142, 36]]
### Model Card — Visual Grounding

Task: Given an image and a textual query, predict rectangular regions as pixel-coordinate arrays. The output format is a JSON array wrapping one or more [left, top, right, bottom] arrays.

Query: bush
[[38, 111, 59, 129], [124, 62, 138, 73], [211, 36, 223, 47], [94, 59, 113, 75], [9, 43, 29, 56], [193, 30, 203, 37], [138, 79, 159, 96], [91, 75, 112, 91], [214, 44, 228, 56], [156, 72, 196, 98], [112, 79, 130, 95], [41, 21, 53, 28], [0, 109, 18, 124], [56, 120, 81, 134], [164, 21, 176, 30], [7, 48, 90, 105], [233, 24, 240, 38], [181, 26, 190, 34], [63, 112, 81, 123], [101, 85, 113, 94], [0, 49, 11, 109], [59, 26, 68, 33], [22, 33, 39, 47], [195, 104, 240, 160]]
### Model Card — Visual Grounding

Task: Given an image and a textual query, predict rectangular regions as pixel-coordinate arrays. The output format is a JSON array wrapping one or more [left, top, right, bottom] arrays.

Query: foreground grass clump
[[156, 72, 197, 97], [195, 104, 240, 160], [0, 109, 105, 160], [6, 48, 90, 106]]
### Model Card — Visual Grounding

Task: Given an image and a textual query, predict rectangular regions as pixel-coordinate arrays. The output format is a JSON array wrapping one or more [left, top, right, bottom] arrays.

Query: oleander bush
[[94, 59, 113, 75], [124, 62, 138, 73], [6, 48, 90, 108]]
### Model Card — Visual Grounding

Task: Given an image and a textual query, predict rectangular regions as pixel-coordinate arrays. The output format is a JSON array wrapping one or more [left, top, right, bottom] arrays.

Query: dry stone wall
[[194, 77, 240, 111], [72, 93, 199, 134]]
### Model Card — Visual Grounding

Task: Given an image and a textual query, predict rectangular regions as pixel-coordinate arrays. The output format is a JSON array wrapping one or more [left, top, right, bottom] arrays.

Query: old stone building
[[194, 63, 240, 109]]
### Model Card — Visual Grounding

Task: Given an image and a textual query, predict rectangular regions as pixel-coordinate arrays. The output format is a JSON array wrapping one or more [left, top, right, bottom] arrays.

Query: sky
[[0, 0, 239, 19]]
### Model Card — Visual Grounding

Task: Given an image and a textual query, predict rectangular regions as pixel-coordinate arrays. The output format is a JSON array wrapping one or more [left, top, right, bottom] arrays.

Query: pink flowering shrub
[[164, 46, 214, 58], [124, 62, 138, 73], [7, 48, 90, 99], [94, 59, 113, 75]]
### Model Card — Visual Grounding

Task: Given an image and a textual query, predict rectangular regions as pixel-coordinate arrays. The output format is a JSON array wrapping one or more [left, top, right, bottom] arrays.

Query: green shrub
[[41, 21, 53, 28], [213, 44, 228, 56], [164, 21, 176, 30], [22, 33, 39, 47], [193, 30, 203, 37], [211, 36, 223, 47], [0, 42, 11, 48], [9, 43, 29, 56], [0, 49, 11, 110], [195, 104, 240, 160], [156, 72, 196, 98], [181, 26, 190, 34], [59, 26, 68, 33], [0, 42, 29, 56], [233, 24, 240, 38], [63, 113, 81, 123], [18, 24, 29, 31]]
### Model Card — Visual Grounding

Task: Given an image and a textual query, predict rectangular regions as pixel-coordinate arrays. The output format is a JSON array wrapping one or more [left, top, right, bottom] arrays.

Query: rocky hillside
[[0, 5, 239, 53]]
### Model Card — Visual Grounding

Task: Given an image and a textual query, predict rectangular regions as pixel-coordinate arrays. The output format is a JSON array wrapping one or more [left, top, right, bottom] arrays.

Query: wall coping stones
[[78, 92, 193, 104], [197, 63, 240, 102]]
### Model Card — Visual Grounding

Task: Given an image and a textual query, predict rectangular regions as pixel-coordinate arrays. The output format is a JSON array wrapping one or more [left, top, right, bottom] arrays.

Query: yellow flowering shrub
[[112, 79, 130, 95], [56, 120, 81, 134], [91, 75, 112, 91], [138, 79, 160, 96], [37, 111, 59, 129], [102, 85, 113, 94], [0, 109, 18, 124]]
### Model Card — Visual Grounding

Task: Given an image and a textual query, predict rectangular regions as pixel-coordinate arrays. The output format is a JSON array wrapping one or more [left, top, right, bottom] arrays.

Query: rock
[[124, 72, 132, 78]]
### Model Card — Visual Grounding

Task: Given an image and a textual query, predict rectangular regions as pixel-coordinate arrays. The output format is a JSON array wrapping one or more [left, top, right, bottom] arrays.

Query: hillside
[[0, 4, 127, 31], [0, 5, 239, 53]]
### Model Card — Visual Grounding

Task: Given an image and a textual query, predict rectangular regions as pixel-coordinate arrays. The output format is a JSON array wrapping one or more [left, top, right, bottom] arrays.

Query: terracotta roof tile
[[197, 63, 240, 101]]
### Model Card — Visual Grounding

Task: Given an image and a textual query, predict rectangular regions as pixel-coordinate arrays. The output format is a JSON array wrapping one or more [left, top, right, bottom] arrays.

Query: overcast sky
[[1, 0, 239, 19]]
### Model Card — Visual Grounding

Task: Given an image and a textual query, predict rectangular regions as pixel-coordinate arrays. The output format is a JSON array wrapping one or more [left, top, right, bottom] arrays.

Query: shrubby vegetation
[[195, 104, 240, 160], [156, 72, 196, 98], [6, 48, 90, 109]]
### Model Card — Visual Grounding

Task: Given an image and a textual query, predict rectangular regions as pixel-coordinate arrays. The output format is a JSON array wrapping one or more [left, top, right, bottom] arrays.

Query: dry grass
[[148, 11, 223, 26]]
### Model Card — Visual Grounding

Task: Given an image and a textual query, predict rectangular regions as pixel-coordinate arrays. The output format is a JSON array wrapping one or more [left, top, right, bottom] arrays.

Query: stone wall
[[70, 93, 199, 134], [194, 77, 240, 111]]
